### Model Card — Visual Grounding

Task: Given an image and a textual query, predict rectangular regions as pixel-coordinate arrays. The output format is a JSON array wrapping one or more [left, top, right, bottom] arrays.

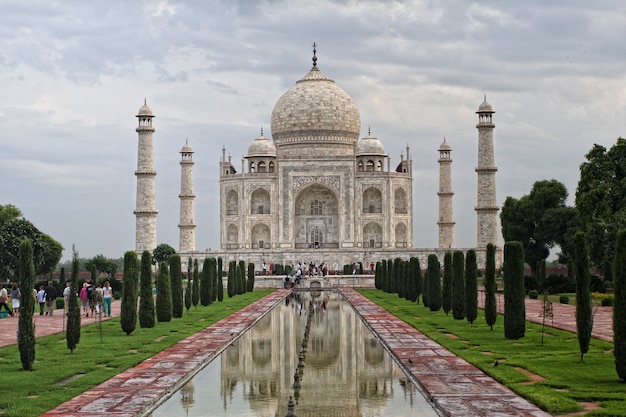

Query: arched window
[[269, 161, 275, 173], [395, 188, 407, 214], [258, 161, 266, 173], [366, 160, 375, 171], [310, 199, 323, 215], [357, 161, 364, 172], [251, 188, 271, 215], [362, 187, 382, 213], [226, 190, 238, 215], [377, 160, 383, 171]]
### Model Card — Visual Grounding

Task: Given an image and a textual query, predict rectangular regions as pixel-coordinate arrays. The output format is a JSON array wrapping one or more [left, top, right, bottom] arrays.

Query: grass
[[0, 290, 272, 417], [358, 289, 626, 416]]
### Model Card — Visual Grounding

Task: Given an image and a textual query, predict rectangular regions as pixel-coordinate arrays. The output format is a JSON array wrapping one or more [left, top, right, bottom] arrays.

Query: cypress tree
[[451, 250, 465, 320], [217, 258, 224, 302], [66, 246, 81, 353], [59, 266, 66, 287], [156, 261, 172, 322], [200, 258, 211, 306], [403, 260, 413, 301], [504, 241, 526, 340], [422, 268, 429, 308], [120, 251, 139, 335], [17, 239, 35, 370], [614, 229, 626, 381], [247, 262, 255, 291], [442, 252, 452, 315], [170, 254, 183, 318], [238, 260, 246, 294], [484, 243, 498, 330], [574, 231, 592, 363], [184, 258, 192, 312], [207, 258, 215, 304], [392, 258, 401, 294], [227, 260, 236, 298], [397, 258, 405, 299], [374, 261, 382, 290], [138, 250, 155, 328], [211, 258, 218, 302], [465, 249, 478, 324], [411, 257, 422, 304], [427, 254, 441, 311], [90, 263, 97, 284], [192, 259, 200, 307], [381, 259, 388, 292]]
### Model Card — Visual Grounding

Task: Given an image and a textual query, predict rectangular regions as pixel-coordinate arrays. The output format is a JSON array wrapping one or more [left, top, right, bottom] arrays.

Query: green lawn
[[359, 289, 625, 416], [0, 290, 272, 417]]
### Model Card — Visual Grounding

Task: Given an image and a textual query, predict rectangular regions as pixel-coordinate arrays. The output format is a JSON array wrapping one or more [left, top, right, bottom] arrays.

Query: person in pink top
[[79, 282, 89, 317]]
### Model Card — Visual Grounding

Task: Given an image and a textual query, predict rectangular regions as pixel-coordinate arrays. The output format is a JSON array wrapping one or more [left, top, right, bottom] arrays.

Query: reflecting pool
[[149, 291, 440, 417]]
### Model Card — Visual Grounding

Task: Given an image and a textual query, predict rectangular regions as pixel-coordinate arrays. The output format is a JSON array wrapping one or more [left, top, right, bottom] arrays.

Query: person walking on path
[[102, 281, 113, 317], [10, 283, 20, 316], [44, 281, 57, 316], [63, 282, 70, 315], [79, 283, 89, 317], [0, 284, 13, 317], [37, 286, 46, 315]]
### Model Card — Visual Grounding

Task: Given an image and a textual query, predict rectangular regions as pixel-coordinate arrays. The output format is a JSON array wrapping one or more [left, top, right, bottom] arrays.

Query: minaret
[[437, 138, 455, 248], [134, 100, 158, 254], [178, 140, 196, 252], [475, 96, 499, 249]]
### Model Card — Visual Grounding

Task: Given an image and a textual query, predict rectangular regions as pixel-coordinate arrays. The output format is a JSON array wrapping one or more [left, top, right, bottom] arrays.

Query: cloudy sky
[[1, 0, 625, 262]]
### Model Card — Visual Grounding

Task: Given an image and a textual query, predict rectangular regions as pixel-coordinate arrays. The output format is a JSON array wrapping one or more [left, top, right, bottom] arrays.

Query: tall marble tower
[[178, 140, 196, 252], [475, 97, 499, 248], [134, 100, 158, 254], [437, 138, 455, 248]]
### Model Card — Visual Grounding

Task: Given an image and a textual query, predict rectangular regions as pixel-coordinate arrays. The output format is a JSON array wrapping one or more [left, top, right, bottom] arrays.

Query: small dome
[[180, 142, 193, 153], [477, 97, 494, 113], [356, 133, 385, 156], [247, 132, 276, 157], [137, 101, 154, 116], [439, 138, 451, 151]]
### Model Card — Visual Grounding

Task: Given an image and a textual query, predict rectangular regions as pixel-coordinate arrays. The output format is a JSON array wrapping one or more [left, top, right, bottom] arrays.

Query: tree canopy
[[501, 179, 578, 272], [152, 243, 176, 265], [0, 206, 63, 277], [576, 138, 626, 268]]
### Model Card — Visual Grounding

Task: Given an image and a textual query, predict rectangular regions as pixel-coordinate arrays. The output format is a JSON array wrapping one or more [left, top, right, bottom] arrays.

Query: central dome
[[270, 64, 361, 152]]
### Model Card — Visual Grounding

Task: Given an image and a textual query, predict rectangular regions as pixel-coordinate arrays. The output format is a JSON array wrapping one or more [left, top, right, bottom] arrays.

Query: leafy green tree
[[152, 243, 176, 266], [0, 204, 21, 224], [247, 262, 255, 292], [484, 243, 498, 330], [504, 241, 526, 340], [501, 179, 578, 274], [200, 258, 211, 306], [138, 251, 155, 328], [217, 258, 224, 302], [192, 259, 200, 307], [577, 139, 626, 269], [156, 262, 172, 322], [426, 254, 441, 311], [66, 246, 81, 353], [465, 249, 478, 324], [442, 252, 452, 315], [84, 254, 117, 275], [451, 251, 465, 320], [0, 217, 63, 277], [120, 251, 139, 335], [614, 229, 626, 381], [184, 258, 192, 312], [17, 239, 35, 370], [573, 231, 592, 363], [170, 254, 183, 318]]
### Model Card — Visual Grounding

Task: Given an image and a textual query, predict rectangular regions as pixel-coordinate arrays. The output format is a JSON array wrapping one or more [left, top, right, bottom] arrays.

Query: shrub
[[528, 290, 539, 299], [559, 295, 569, 304], [55, 298, 64, 309], [602, 297, 614, 307]]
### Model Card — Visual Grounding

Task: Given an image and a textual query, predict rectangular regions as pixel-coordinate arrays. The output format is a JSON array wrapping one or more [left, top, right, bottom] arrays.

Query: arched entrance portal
[[294, 184, 338, 249]]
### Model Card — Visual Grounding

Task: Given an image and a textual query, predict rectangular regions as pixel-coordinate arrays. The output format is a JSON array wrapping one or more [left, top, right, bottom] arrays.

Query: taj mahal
[[133, 47, 500, 271]]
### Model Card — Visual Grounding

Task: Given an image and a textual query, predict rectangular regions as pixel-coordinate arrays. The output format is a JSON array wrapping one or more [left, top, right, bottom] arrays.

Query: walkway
[[3, 289, 611, 417]]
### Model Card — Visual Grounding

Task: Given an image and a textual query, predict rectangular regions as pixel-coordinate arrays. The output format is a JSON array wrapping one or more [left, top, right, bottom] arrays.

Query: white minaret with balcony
[[437, 138, 455, 248], [178, 140, 196, 252], [475, 96, 499, 249], [134, 100, 158, 254]]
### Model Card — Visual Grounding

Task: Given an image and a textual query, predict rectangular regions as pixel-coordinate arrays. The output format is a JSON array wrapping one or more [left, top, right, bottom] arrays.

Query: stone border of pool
[[41, 288, 550, 417]]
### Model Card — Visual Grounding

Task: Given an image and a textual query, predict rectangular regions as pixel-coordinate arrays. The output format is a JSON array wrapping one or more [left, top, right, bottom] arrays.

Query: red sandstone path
[[0, 290, 614, 417]]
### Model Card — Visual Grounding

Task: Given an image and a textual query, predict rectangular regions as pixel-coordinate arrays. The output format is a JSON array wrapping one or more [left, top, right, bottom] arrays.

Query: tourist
[[0, 284, 12, 317], [262, 261, 267, 275], [44, 281, 57, 316], [37, 285, 46, 315], [63, 282, 70, 315], [86, 280, 96, 316], [102, 281, 113, 317], [10, 283, 20, 316], [94, 283, 104, 315], [79, 282, 89, 317]]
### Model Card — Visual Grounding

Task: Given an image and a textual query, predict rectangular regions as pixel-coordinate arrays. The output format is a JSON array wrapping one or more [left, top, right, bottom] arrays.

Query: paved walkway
[[2, 289, 613, 417]]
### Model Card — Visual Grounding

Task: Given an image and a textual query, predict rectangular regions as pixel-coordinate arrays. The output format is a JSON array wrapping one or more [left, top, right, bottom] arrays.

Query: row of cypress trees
[[226, 260, 255, 297]]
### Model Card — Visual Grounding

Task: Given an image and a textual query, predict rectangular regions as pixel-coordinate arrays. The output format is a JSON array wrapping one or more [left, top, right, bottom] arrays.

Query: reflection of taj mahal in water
[[168, 292, 428, 417], [134, 47, 500, 268]]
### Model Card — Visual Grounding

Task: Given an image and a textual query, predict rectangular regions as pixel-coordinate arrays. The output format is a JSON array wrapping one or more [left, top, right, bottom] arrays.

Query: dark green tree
[[238, 260, 246, 294], [207, 258, 216, 304], [84, 254, 117, 275], [59, 266, 66, 287], [426, 254, 441, 311], [17, 239, 35, 370], [184, 258, 192, 312], [451, 250, 465, 320], [138, 251, 155, 328], [410, 257, 421, 303], [465, 249, 478, 324], [120, 251, 139, 335], [442, 252, 452, 315], [484, 243, 498, 330], [66, 246, 81, 353], [0, 204, 21, 224], [501, 179, 578, 273], [391, 258, 401, 294], [503, 241, 526, 340], [156, 261, 172, 322], [200, 258, 211, 306], [374, 261, 382, 290], [90, 264, 97, 283], [217, 258, 224, 302], [614, 229, 626, 381], [152, 243, 176, 266], [227, 260, 236, 298], [381, 259, 389, 292], [247, 262, 255, 292], [170, 254, 183, 318], [403, 260, 413, 301], [192, 259, 200, 307], [397, 258, 406, 299], [574, 231, 593, 363]]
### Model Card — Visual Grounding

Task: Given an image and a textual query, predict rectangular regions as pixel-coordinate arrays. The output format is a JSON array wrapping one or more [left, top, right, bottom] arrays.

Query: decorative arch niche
[[294, 184, 338, 248], [251, 188, 271, 215]]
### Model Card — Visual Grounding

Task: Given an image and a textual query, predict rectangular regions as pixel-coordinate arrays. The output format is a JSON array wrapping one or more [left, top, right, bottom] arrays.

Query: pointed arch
[[226, 190, 238, 215], [362, 187, 382, 213], [394, 188, 407, 214], [251, 188, 271, 215], [363, 222, 382, 248]]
